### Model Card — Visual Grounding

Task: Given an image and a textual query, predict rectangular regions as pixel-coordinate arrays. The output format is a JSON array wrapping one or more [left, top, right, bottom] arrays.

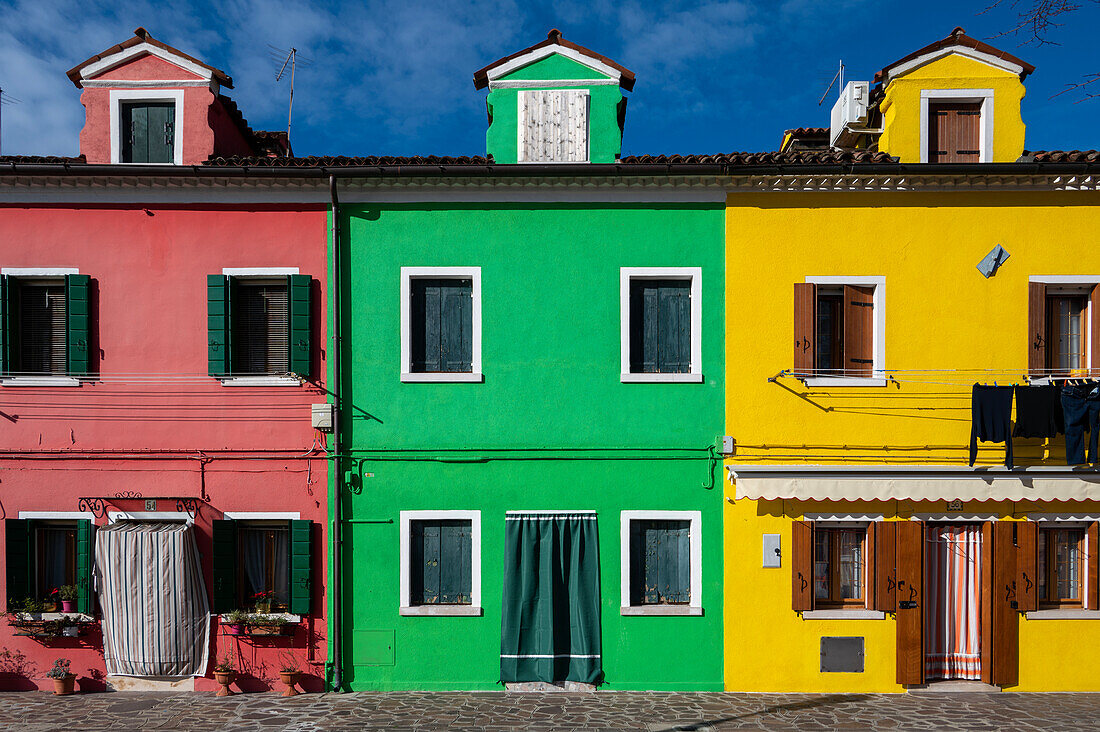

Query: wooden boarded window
[[121, 102, 175, 164], [629, 519, 690, 605], [629, 279, 691, 374], [231, 279, 290, 375], [410, 278, 473, 373], [815, 290, 844, 373], [928, 102, 981, 163], [410, 519, 473, 605], [518, 89, 589, 162]]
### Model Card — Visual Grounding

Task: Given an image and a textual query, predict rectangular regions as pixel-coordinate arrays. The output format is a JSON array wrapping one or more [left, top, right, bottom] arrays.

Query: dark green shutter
[[122, 103, 174, 164], [658, 284, 691, 373], [66, 274, 90, 376], [440, 521, 472, 603], [288, 519, 312, 614], [287, 275, 311, 377], [211, 519, 238, 612], [411, 280, 441, 372], [631, 520, 690, 605], [414, 521, 440, 604], [75, 520, 94, 614], [207, 275, 231, 376], [441, 282, 472, 372], [5, 518, 32, 612]]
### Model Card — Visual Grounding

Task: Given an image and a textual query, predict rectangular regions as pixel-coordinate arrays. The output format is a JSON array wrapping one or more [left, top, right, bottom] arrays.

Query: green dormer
[[473, 29, 636, 164]]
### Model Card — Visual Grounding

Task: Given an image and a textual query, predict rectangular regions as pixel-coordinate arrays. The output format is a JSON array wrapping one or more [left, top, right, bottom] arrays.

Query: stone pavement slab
[[1, 691, 1099, 731]]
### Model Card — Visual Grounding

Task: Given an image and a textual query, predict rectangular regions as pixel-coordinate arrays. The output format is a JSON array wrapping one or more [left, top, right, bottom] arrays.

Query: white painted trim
[[802, 610, 885, 620], [1025, 609, 1100, 619], [912, 513, 1001, 522], [919, 89, 994, 164], [885, 47, 1024, 83], [1029, 277, 1098, 373], [400, 372, 483, 383], [1030, 275, 1100, 284], [79, 42, 214, 84], [803, 514, 884, 523], [398, 510, 481, 614], [804, 276, 886, 378], [107, 511, 192, 523], [1, 267, 78, 276], [619, 510, 702, 611], [218, 612, 300, 622], [620, 267, 703, 382], [485, 45, 621, 84], [1, 377, 81, 387], [81, 79, 212, 89], [109, 89, 185, 166], [399, 267, 482, 383], [400, 606, 482, 617], [620, 373, 704, 383], [506, 510, 597, 515], [490, 79, 618, 89], [1028, 513, 1100, 522], [620, 606, 703, 616], [220, 376, 301, 387], [222, 267, 300, 276], [18, 511, 95, 520], [804, 377, 887, 387], [222, 512, 301, 520]]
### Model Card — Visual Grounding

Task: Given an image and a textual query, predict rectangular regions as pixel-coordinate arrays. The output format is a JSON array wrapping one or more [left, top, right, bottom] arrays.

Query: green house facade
[[327, 33, 726, 691]]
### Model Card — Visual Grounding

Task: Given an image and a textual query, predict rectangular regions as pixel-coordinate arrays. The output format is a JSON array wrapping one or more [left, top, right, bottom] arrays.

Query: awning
[[729, 466, 1100, 502]]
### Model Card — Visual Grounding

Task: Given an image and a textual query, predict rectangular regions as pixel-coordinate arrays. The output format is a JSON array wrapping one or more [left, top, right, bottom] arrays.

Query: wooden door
[[929, 102, 981, 163], [895, 520, 924, 685], [990, 522, 1019, 687]]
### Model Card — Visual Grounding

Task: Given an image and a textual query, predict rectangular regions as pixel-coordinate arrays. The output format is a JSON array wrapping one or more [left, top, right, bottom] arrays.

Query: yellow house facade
[[724, 30, 1100, 692]]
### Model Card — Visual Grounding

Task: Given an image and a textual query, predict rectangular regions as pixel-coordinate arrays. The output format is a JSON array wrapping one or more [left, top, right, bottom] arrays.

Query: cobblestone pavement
[[3, 690, 1100, 731]]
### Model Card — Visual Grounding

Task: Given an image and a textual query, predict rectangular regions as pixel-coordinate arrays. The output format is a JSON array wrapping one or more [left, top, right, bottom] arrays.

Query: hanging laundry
[[1061, 382, 1100, 465], [1013, 384, 1064, 439], [969, 384, 1014, 468]]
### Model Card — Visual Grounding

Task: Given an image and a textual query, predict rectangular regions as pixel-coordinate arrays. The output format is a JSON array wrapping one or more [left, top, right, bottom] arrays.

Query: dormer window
[[927, 99, 982, 163], [120, 101, 175, 164], [518, 89, 589, 163]]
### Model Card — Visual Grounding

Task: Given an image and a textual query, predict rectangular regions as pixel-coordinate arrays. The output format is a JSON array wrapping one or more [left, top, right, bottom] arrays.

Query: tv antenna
[[269, 46, 313, 154], [0, 87, 24, 156], [818, 60, 844, 106]]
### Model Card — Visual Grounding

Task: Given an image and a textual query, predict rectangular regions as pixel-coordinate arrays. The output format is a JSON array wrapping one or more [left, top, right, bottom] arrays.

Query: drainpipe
[[328, 173, 345, 692]]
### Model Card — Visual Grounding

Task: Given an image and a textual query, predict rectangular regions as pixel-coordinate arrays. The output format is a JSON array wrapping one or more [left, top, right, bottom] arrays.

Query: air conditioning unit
[[830, 81, 869, 147]]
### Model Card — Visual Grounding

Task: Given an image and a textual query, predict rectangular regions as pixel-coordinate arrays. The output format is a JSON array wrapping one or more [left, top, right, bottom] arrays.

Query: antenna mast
[[818, 60, 845, 106], [276, 48, 297, 153], [0, 87, 24, 156]]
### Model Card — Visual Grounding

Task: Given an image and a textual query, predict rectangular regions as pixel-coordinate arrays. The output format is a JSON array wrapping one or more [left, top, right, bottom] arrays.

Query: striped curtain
[[95, 522, 210, 677], [924, 524, 982, 680]]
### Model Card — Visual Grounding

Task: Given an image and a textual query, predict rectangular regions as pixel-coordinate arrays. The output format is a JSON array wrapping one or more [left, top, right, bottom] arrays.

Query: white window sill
[[620, 373, 704, 384], [14, 612, 95, 621], [2, 377, 81, 387], [400, 605, 482, 617], [1024, 609, 1100, 619], [620, 606, 703, 616], [217, 612, 301, 622], [220, 376, 301, 387], [401, 372, 484, 383], [802, 609, 885, 620], [803, 377, 887, 388]]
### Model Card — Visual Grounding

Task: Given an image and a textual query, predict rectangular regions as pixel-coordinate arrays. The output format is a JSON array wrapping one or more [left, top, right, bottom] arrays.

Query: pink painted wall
[[0, 205, 330, 693]]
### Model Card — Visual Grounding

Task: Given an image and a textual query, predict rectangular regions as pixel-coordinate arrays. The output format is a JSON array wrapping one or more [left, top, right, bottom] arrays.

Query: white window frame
[[919, 89, 994, 164], [1028, 275, 1100, 382], [620, 267, 703, 383], [1024, 514, 1096, 616], [110, 89, 185, 166], [400, 267, 483, 383], [399, 510, 482, 616], [620, 510, 702, 616], [517, 89, 591, 164], [217, 267, 302, 387], [802, 276, 886, 387], [1, 267, 82, 387]]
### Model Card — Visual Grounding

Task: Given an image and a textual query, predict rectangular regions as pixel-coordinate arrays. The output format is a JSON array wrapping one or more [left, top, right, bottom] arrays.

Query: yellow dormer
[[876, 27, 1034, 163]]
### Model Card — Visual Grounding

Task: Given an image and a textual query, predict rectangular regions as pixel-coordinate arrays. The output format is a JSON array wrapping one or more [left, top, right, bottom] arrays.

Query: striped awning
[[729, 466, 1100, 502]]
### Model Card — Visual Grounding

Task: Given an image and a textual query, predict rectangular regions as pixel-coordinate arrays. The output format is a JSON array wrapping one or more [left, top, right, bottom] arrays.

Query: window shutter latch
[[165, 121, 173, 146], [850, 301, 873, 308]]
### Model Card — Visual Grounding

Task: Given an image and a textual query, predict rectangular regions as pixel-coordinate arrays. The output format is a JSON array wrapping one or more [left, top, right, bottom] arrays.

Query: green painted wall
[[333, 201, 725, 690]]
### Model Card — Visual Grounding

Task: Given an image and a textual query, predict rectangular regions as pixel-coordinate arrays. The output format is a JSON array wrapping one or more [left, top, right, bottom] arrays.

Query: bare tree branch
[[1052, 72, 1100, 102]]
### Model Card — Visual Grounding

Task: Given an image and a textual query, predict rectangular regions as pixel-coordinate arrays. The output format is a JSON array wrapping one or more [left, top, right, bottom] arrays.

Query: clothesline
[[775, 369, 1097, 388]]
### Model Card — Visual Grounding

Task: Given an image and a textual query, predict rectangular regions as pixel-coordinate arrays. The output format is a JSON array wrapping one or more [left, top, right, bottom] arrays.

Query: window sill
[[620, 373, 704, 384], [1, 377, 81, 387], [1024, 609, 1100, 619], [802, 609, 885, 620], [13, 612, 95, 622], [401, 372, 484, 383], [802, 377, 887, 388], [217, 613, 301, 622], [219, 376, 301, 387], [620, 606, 703, 616], [400, 605, 482, 617]]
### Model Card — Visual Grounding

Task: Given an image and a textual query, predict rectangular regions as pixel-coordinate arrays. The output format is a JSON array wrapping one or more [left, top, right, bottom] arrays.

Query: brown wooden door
[[929, 102, 981, 163], [896, 520, 924, 685], [990, 522, 1019, 687]]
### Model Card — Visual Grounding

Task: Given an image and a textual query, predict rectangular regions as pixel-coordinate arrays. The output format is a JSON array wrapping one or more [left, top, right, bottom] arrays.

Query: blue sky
[[1, 0, 1098, 157]]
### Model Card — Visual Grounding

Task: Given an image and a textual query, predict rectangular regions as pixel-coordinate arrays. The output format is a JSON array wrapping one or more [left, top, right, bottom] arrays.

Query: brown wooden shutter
[[991, 521, 1019, 687], [1089, 522, 1100, 611], [791, 520, 813, 612], [844, 285, 874, 377], [928, 102, 981, 163], [895, 520, 924, 685], [872, 521, 897, 613], [1028, 282, 1046, 376], [1015, 521, 1038, 613], [793, 283, 815, 375], [1091, 287, 1100, 377], [865, 522, 876, 609], [981, 522, 994, 685]]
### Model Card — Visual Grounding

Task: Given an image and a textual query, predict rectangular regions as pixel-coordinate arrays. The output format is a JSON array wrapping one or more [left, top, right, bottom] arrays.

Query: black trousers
[[1062, 384, 1100, 465]]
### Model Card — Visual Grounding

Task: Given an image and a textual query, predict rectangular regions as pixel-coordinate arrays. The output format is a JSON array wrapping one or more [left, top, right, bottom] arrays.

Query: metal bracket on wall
[[77, 494, 204, 520]]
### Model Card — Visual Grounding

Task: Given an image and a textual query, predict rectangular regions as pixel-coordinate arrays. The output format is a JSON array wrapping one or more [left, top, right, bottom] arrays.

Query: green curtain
[[500, 512, 602, 685]]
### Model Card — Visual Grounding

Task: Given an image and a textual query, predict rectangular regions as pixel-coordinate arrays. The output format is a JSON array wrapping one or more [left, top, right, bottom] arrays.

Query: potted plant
[[58, 586, 78, 614], [277, 652, 300, 697], [213, 652, 236, 697], [46, 658, 76, 695], [45, 589, 60, 613], [251, 591, 274, 614], [247, 614, 288, 636], [223, 609, 247, 636]]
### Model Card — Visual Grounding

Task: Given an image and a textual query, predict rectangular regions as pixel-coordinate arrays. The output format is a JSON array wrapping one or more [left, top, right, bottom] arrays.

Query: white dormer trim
[[78, 42, 213, 86], [82, 79, 213, 89], [884, 47, 1025, 84], [489, 78, 618, 90], [485, 45, 621, 85], [109, 89, 185, 166], [919, 89, 994, 163]]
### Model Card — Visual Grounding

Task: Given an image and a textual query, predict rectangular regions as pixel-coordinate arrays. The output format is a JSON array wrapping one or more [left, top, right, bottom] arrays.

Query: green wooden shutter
[[211, 519, 238, 612], [642, 522, 661, 604], [5, 518, 32, 611], [641, 283, 659, 373], [659, 522, 690, 604], [417, 521, 440, 604], [146, 103, 175, 164], [440, 281, 472, 372], [75, 520, 94, 614], [411, 280, 441, 372], [207, 275, 231, 376], [122, 103, 174, 163], [288, 519, 312, 614], [439, 521, 472, 603], [288, 274, 312, 377], [66, 274, 90, 376], [658, 283, 691, 374]]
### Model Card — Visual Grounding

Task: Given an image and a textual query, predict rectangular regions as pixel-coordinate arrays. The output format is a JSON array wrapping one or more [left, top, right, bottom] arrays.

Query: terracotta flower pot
[[52, 675, 76, 696], [225, 623, 244, 636], [213, 670, 236, 697], [61, 600, 76, 613], [278, 670, 300, 697]]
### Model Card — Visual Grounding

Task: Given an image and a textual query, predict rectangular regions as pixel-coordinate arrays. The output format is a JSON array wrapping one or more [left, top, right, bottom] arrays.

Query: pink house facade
[[0, 30, 328, 693]]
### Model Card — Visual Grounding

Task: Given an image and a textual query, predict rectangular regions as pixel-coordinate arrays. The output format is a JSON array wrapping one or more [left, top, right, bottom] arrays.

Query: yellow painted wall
[[878, 54, 1026, 163], [724, 190, 1100, 691]]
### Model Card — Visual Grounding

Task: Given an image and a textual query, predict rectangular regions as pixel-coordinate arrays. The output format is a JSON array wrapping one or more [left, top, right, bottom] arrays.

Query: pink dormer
[[66, 27, 287, 164]]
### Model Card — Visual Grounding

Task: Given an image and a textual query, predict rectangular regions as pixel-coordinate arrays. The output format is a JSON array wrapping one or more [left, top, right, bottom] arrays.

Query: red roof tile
[[473, 29, 636, 91], [1026, 150, 1100, 163], [875, 27, 1034, 83], [66, 27, 233, 89]]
